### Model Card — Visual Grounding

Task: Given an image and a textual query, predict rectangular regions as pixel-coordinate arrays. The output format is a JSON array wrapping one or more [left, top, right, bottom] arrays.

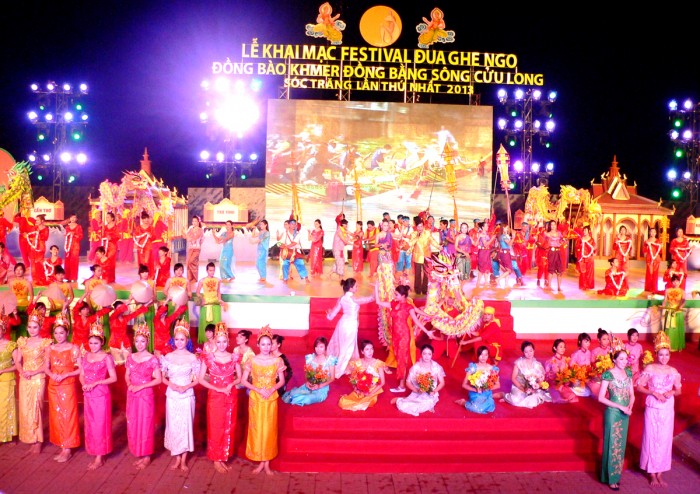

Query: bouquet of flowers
[[304, 363, 329, 386], [554, 367, 575, 386], [525, 374, 550, 392], [415, 372, 435, 393], [571, 364, 591, 385], [642, 350, 654, 367], [349, 367, 379, 394], [468, 368, 499, 391], [593, 353, 613, 377]]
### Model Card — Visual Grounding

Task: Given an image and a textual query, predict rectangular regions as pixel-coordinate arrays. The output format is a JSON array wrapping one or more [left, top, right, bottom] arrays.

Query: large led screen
[[265, 99, 493, 249]]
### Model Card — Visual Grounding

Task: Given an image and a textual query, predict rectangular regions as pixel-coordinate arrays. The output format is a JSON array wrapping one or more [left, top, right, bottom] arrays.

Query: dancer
[[71, 301, 110, 351], [282, 336, 337, 406], [154, 246, 171, 289], [249, 219, 270, 282], [331, 216, 351, 278], [216, 220, 236, 282], [503, 340, 551, 408], [392, 343, 445, 416], [395, 215, 412, 284], [624, 328, 644, 382], [80, 321, 117, 470], [185, 215, 203, 290], [271, 334, 292, 395], [281, 219, 310, 284], [544, 338, 578, 403], [8, 263, 33, 339], [637, 331, 682, 487], [374, 284, 429, 393], [669, 227, 693, 290], [307, 219, 325, 277], [45, 315, 81, 462], [612, 225, 633, 273], [0, 241, 15, 284], [125, 324, 162, 470], [241, 328, 286, 475], [598, 349, 634, 491], [233, 329, 256, 370], [408, 217, 441, 295], [576, 224, 596, 290], [13, 211, 36, 268], [60, 214, 82, 282], [87, 209, 102, 262], [351, 220, 364, 273], [28, 214, 49, 286], [458, 306, 502, 365], [643, 226, 662, 293], [107, 299, 150, 365], [544, 220, 564, 291], [0, 318, 17, 442], [454, 222, 472, 281], [662, 274, 686, 351], [15, 310, 52, 453], [133, 211, 155, 278], [194, 262, 224, 344], [100, 212, 120, 284], [338, 339, 386, 411], [326, 278, 376, 377], [153, 300, 187, 357], [569, 332, 593, 397], [497, 224, 524, 287], [534, 220, 549, 287], [161, 319, 200, 472], [365, 220, 379, 278], [455, 345, 501, 414], [589, 328, 612, 397], [475, 222, 494, 288], [197, 323, 241, 473], [597, 258, 628, 296], [42, 244, 62, 283]]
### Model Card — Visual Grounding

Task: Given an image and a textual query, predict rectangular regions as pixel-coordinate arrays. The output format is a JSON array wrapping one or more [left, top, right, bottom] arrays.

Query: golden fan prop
[[167, 285, 189, 307], [0, 291, 17, 315], [130, 280, 154, 304], [90, 284, 117, 308]]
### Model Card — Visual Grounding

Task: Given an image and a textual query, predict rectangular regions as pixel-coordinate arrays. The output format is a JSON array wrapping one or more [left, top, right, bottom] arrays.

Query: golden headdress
[[257, 324, 273, 343], [173, 317, 190, 339], [53, 312, 70, 330], [28, 309, 43, 326], [214, 322, 228, 339], [654, 331, 671, 352], [610, 333, 627, 355], [134, 322, 150, 339], [89, 319, 105, 340]]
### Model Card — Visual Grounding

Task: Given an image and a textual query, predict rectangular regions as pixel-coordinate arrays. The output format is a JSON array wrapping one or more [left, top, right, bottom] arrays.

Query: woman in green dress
[[598, 349, 635, 491], [662, 274, 686, 351]]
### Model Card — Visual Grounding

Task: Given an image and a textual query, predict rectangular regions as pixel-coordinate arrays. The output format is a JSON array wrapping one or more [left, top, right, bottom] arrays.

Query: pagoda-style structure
[[590, 156, 674, 260]]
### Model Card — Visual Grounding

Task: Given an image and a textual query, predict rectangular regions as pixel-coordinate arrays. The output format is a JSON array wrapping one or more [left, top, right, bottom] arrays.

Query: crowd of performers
[[0, 207, 693, 485]]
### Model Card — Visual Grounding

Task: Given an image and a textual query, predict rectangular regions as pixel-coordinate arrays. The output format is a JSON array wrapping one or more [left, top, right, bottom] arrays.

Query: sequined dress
[[17, 337, 51, 444], [246, 357, 284, 462], [0, 341, 17, 442], [204, 352, 240, 461], [81, 354, 114, 455], [125, 354, 160, 457], [47, 346, 81, 448]]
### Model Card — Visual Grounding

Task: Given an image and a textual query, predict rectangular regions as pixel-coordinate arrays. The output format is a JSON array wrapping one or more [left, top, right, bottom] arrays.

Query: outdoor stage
[[2, 256, 700, 475]]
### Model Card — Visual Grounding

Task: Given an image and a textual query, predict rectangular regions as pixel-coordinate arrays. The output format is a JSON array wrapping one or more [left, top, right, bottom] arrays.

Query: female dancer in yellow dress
[[338, 339, 386, 411], [15, 310, 52, 453], [194, 262, 224, 344], [241, 327, 286, 475], [0, 318, 18, 442]]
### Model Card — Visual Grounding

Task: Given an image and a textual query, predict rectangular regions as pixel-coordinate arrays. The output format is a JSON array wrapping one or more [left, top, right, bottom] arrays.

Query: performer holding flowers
[[504, 341, 551, 408], [338, 340, 385, 411], [544, 338, 578, 403], [282, 336, 337, 406], [392, 343, 445, 416], [455, 345, 501, 414]]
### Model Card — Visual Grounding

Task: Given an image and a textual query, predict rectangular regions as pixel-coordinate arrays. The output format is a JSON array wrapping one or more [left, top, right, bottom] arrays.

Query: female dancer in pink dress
[[326, 278, 376, 377], [624, 328, 644, 383], [637, 331, 682, 487], [80, 322, 117, 470], [544, 339, 578, 403], [569, 332, 592, 397], [125, 324, 162, 470]]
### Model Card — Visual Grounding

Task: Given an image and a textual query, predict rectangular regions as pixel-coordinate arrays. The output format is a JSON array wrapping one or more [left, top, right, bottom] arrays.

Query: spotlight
[[667, 169, 678, 181], [199, 150, 211, 160]]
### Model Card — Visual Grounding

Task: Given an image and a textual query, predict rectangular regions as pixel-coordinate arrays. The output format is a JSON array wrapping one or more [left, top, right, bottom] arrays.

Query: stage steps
[[276, 414, 600, 473]]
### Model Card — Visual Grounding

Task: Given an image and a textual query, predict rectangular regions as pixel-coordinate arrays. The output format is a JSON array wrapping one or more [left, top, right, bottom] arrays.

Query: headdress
[[610, 333, 627, 354], [214, 322, 228, 339], [52, 312, 70, 330], [134, 322, 150, 339], [173, 317, 190, 339], [257, 324, 273, 343], [28, 309, 43, 326], [483, 306, 496, 315], [654, 331, 671, 352], [89, 319, 105, 341]]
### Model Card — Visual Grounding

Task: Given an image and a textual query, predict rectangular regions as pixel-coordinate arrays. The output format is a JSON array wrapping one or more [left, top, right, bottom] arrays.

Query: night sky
[[1, 2, 698, 202]]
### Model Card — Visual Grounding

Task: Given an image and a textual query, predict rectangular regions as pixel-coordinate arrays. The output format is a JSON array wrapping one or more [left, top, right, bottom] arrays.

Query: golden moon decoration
[[360, 6, 401, 48]]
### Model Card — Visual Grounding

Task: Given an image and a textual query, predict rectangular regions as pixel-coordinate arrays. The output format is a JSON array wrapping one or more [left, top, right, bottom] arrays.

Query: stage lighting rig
[[496, 88, 557, 193], [26, 80, 89, 200], [667, 98, 700, 208], [199, 76, 263, 194]]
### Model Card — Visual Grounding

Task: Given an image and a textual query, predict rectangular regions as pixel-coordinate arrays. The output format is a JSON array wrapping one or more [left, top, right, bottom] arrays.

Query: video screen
[[265, 99, 494, 249]]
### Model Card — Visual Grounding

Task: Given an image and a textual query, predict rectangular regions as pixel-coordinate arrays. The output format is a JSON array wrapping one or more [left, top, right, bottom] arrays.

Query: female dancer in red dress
[[101, 212, 120, 284], [644, 226, 663, 293], [307, 219, 325, 277], [577, 225, 596, 290], [28, 214, 49, 286], [613, 225, 633, 274], [669, 227, 693, 290], [133, 212, 155, 278], [351, 221, 364, 273], [62, 214, 83, 282]]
